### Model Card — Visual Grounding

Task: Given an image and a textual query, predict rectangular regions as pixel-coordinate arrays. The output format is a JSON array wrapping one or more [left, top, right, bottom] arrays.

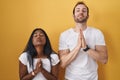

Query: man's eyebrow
[[76, 7, 87, 9]]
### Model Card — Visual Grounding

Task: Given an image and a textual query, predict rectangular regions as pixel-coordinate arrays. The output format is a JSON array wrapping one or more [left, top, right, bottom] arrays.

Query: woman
[[19, 28, 60, 80]]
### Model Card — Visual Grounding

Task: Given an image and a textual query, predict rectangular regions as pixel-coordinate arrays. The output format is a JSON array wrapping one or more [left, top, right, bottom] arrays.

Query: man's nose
[[79, 10, 83, 14]]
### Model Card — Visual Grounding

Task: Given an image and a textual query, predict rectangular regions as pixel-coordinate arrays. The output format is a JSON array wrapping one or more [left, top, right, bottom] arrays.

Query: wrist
[[34, 69, 39, 75], [83, 45, 90, 52]]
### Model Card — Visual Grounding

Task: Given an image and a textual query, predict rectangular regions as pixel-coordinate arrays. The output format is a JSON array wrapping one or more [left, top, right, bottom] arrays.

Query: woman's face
[[32, 30, 46, 47]]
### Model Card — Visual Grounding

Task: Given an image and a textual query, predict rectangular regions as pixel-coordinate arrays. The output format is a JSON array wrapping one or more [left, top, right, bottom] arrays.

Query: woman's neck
[[35, 47, 45, 58]]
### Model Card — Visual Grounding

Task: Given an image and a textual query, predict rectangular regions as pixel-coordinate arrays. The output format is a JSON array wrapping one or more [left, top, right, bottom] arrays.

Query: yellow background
[[0, 0, 120, 80]]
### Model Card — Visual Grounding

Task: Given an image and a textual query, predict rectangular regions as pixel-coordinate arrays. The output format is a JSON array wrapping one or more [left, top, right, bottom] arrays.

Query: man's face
[[73, 4, 89, 23]]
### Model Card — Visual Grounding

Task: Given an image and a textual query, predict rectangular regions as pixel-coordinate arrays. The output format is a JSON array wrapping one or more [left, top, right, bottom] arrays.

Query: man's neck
[[74, 22, 87, 32]]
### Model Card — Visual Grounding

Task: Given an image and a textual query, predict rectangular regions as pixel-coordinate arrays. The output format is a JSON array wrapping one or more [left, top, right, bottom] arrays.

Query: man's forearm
[[87, 48, 108, 64], [60, 46, 81, 68]]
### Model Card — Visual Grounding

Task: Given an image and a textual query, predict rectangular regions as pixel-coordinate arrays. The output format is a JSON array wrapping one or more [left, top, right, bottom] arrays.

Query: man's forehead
[[75, 4, 87, 9]]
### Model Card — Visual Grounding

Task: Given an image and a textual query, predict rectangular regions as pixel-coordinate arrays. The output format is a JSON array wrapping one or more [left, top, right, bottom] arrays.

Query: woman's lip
[[36, 39, 42, 42]]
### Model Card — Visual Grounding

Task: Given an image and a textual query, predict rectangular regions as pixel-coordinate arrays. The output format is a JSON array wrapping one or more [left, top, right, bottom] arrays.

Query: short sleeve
[[50, 54, 60, 66], [19, 52, 28, 65], [95, 30, 106, 45], [59, 34, 68, 50]]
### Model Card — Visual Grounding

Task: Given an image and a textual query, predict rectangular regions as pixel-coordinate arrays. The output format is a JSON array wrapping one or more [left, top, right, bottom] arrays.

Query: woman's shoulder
[[50, 52, 59, 57], [50, 52, 60, 66], [19, 52, 28, 65], [19, 52, 28, 57]]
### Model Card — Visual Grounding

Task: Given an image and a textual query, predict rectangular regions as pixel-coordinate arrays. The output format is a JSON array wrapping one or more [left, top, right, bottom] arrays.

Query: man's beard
[[74, 15, 89, 23]]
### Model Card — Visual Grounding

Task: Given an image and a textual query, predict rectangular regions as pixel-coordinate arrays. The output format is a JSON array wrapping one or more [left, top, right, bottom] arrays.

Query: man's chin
[[76, 20, 87, 23]]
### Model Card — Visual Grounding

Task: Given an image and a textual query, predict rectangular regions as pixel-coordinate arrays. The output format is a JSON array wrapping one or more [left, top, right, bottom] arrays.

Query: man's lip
[[78, 15, 84, 17]]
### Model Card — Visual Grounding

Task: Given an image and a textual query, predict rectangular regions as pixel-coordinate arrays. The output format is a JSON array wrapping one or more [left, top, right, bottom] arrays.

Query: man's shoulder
[[87, 26, 101, 32], [60, 28, 73, 36], [87, 26, 104, 37]]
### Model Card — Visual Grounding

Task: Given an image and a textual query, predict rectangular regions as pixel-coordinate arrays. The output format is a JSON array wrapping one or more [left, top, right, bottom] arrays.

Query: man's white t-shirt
[[59, 27, 105, 80], [19, 52, 60, 80]]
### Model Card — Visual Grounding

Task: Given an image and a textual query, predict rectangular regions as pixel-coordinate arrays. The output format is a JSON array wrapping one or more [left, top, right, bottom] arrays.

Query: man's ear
[[72, 14, 75, 18], [73, 14, 76, 20], [87, 14, 89, 19]]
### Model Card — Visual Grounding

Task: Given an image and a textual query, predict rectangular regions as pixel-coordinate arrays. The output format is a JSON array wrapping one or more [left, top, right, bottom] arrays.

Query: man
[[58, 1, 108, 80]]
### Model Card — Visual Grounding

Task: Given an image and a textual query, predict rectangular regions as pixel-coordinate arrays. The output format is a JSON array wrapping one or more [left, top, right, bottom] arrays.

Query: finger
[[82, 39, 85, 48], [80, 28, 82, 34], [79, 34, 82, 39], [39, 64, 41, 67], [77, 35, 82, 48], [80, 29, 83, 38], [36, 59, 41, 66], [82, 37, 86, 48]]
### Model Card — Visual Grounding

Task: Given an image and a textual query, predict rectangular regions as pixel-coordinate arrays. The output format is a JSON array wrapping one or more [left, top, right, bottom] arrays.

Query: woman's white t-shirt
[[19, 52, 60, 80]]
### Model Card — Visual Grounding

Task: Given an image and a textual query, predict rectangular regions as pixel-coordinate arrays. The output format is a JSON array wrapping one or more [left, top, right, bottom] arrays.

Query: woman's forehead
[[34, 30, 44, 34]]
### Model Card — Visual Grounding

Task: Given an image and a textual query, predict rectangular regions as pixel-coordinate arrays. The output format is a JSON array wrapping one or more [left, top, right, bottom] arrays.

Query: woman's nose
[[37, 35, 41, 38]]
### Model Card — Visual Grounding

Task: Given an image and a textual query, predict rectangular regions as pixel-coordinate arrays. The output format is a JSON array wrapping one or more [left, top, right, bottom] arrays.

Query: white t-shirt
[[59, 27, 105, 80], [19, 52, 60, 80]]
